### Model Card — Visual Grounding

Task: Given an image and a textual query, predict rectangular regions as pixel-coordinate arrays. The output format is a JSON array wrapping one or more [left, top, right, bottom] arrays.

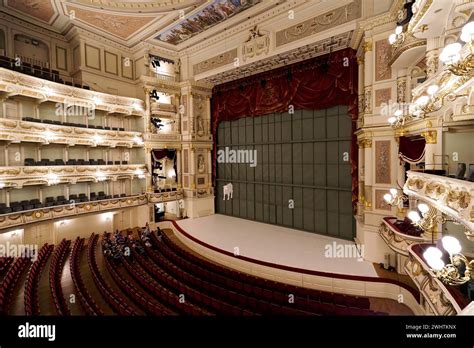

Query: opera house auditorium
[[0, 0, 473, 325]]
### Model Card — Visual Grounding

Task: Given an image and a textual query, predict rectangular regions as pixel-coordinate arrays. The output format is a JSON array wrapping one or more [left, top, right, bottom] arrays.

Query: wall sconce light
[[46, 173, 60, 186], [423, 236, 473, 285], [439, 21, 473, 76], [383, 188, 408, 206]]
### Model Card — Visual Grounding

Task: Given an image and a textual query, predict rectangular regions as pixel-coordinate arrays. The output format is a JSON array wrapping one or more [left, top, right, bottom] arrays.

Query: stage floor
[[177, 214, 378, 277]]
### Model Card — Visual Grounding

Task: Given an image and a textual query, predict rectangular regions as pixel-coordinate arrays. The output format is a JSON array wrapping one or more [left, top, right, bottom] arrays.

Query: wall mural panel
[[375, 140, 391, 184], [375, 39, 392, 81], [156, 0, 262, 45]]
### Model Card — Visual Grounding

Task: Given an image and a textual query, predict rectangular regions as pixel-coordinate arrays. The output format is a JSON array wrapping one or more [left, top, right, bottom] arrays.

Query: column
[[363, 37, 373, 116], [5, 144, 9, 166], [422, 129, 442, 170], [363, 139, 373, 210], [425, 37, 440, 79], [357, 55, 365, 126], [176, 149, 182, 188], [144, 88, 151, 133]]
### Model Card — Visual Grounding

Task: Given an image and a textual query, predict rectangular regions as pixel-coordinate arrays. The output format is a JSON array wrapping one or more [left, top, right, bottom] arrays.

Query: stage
[[177, 214, 378, 277]]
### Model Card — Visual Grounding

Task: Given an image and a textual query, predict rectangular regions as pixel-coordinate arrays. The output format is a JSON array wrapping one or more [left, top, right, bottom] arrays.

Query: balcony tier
[[0, 118, 144, 148]]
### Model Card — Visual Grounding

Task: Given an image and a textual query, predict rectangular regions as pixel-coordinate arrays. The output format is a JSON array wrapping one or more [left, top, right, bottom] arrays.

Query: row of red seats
[[49, 239, 71, 316], [87, 233, 137, 316], [70, 238, 104, 316], [0, 257, 14, 279], [123, 251, 215, 315], [147, 238, 315, 315], [0, 256, 31, 314], [137, 248, 259, 316], [24, 244, 54, 315], [158, 231, 380, 315], [104, 255, 177, 316]]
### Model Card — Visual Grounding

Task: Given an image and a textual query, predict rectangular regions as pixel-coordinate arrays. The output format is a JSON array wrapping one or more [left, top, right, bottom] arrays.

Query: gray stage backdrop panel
[[216, 107, 354, 240]]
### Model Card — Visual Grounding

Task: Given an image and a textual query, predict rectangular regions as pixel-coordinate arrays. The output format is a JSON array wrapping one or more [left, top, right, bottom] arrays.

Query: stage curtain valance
[[398, 136, 426, 164], [211, 48, 359, 211]]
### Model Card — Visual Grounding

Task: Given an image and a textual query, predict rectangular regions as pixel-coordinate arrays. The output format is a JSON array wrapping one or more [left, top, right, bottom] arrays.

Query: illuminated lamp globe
[[415, 95, 430, 106], [388, 34, 397, 45], [427, 85, 439, 95], [383, 193, 392, 203], [408, 210, 421, 223], [389, 188, 398, 196], [460, 21, 474, 43], [395, 26, 403, 35], [418, 203, 430, 214], [442, 236, 462, 255], [440, 43, 462, 64], [388, 117, 397, 124], [394, 109, 403, 117]]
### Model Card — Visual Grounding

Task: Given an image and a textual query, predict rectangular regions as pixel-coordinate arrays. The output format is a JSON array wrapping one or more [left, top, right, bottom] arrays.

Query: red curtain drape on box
[[211, 47, 359, 211], [398, 136, 426, 164]]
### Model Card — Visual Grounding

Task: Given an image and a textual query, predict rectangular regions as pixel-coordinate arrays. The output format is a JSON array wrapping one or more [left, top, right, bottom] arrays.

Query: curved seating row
[[49, 239, 72, 316], [0, 256, 31, 314], [70, 237, 104, 316], [104, 255, 178, 316], [156, 231, 382, 315], [24, 244, 54, 315], [86, 233, 137, 316]]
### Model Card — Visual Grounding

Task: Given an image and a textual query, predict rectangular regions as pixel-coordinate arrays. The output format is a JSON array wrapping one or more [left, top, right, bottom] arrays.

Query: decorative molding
[[193, 49, 238, 75], [242, 26, 270, 62], [0, 195, 148, 231], [202, 31, 353, 85], [404, 171, 474, 236], [275, 0, 361, 47]]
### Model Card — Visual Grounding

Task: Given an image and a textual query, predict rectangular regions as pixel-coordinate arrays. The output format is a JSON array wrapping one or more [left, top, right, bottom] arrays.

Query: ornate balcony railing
[[147, 190, 183, 203], [405, 243, 471, 315], [379, 217, 426, 256], [404, 171, 474, 238], [0, 68, 144, 116], [0, 118, 145, 148], [0, 194, 147, 230], [0, 164, 147, 188]]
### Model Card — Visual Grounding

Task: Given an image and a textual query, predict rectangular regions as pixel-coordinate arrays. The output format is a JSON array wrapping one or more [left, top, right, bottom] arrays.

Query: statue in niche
[[196, 116, 204, 135], [197, 154, 205, 174]]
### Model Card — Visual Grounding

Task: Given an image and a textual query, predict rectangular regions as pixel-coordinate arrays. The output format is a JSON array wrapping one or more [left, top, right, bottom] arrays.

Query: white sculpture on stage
[[223, 183, 233, 200]]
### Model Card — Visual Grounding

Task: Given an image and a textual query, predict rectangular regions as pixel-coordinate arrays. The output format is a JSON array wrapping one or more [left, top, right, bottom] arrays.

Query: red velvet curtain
[[398, 136, 426, 164], [211, 48, 359, 211]]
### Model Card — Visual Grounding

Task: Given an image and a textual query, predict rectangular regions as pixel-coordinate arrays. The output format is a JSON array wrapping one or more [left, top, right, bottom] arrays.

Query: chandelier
[[423, 236, 473, 286]]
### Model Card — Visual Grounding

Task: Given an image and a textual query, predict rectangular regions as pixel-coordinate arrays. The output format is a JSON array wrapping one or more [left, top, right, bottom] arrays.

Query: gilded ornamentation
[[425, 182, 445, 199], [242, 26, 270, 62], [407, 178, 424, 191], [421, 130, 437, 144]]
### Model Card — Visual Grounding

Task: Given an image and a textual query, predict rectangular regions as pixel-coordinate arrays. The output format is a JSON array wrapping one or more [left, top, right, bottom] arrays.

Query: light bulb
[[395, 26, 403, 35], [394, 109, 403, 117], [389, 188, 398, 196], [442, 236, 462, 255], [0, 182, 5, 189], [427, 85, 439, 95], [388, 117, 397, 124], [416, 95, 430, 106], [383, 193, 392, 203], [408, 210, 421, 223], [423, 247, 445, 271], [460, 21, 474, 43], [426, 256, 445, 271], [424, 246, 443, 260], [418, 203, 430, 214], [440, 43, 462, 64], [389, 34, 397, 45]]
